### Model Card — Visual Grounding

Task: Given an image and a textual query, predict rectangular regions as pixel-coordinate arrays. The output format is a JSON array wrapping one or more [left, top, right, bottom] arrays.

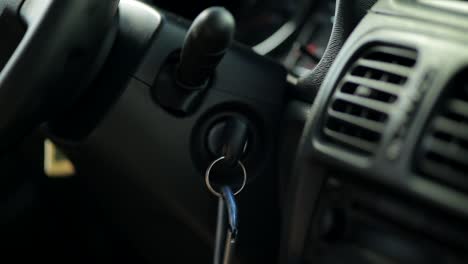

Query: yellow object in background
[[44, 139, 75, 177]]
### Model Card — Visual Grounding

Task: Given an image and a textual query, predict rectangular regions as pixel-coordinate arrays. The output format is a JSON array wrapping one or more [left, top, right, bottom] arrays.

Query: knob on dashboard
[[177, 7, 236, 88]]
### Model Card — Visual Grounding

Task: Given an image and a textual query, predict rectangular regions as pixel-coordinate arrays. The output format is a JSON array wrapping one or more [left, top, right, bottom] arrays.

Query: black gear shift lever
[[177, 7, 235, 88]]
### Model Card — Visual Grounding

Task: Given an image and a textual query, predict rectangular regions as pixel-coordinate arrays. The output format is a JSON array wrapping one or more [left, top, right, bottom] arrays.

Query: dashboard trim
[[304, 7, 468, 219]]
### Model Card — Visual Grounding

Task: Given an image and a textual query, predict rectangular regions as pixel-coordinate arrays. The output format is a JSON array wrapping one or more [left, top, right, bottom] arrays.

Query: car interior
[[1, 0, 468, 263]]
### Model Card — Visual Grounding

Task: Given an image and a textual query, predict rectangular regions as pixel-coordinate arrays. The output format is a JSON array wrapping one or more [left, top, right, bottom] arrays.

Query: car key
[[221, 185, 238, 264], [214, 185, 238, 264], [214, 195, 228, 264], [205, 156, 247, 264]]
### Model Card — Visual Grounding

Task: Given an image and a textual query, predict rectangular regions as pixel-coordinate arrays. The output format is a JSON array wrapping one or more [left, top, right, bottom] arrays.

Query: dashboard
[[140, 1, 468, 263], [35, 1, 468, 263], [103, 1, 468, 263], [284, 0, 468, 263]]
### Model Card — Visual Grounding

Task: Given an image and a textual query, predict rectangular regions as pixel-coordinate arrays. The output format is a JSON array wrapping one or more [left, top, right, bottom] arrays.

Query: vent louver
[[323, 45, 417, 155], [418, 71, 468, 191]]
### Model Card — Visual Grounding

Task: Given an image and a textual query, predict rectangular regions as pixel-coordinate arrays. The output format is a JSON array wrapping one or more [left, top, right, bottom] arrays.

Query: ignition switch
[[206, 116, 250, 166]]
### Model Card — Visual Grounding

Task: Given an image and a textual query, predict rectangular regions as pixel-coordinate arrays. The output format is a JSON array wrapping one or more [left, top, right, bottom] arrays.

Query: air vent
[[418, 70, 468, 191], [323, 45, 417, 155]]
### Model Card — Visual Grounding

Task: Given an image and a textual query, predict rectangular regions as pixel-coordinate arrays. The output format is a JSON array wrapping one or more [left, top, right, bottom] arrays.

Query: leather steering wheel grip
[[294, 0, 377, 102], [0, 0, 119, 152]]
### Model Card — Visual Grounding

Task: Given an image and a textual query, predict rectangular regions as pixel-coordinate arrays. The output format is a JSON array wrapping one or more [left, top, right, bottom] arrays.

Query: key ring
[[205, 156, 247, 197]]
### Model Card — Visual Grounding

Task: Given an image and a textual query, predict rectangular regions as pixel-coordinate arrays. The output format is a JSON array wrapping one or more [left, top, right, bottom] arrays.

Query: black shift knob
[[177, 7, 235, 88]]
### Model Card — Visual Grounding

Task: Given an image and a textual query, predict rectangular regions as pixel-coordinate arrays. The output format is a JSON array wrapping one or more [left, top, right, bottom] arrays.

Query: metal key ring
[[205, 156, 247, 197]]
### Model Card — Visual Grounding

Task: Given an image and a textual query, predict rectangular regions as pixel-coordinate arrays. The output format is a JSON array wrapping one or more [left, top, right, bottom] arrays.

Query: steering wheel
[[0, 0, 118, 152]]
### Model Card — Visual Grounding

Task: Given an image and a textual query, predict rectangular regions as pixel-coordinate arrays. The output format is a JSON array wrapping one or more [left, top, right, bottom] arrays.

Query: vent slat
[[367, 46, 418, 63], [328, 109, 386, 133], [357, 59, 412, 77], [433, 117, 468, 142], [419, 158, 468, 191], [416, 68, 468, 192], [335, 92, 392, 114], [322, 45, 416, 156], [424, 137, 468, 166], [447, 99, 468, 119], [345, 75, 402, 95], [323, 128, 378, 153]]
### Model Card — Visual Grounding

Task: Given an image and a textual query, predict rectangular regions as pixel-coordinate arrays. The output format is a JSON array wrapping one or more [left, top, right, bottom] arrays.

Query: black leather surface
[[0, 0, 118, 153], [294, 0, 377, 102]]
